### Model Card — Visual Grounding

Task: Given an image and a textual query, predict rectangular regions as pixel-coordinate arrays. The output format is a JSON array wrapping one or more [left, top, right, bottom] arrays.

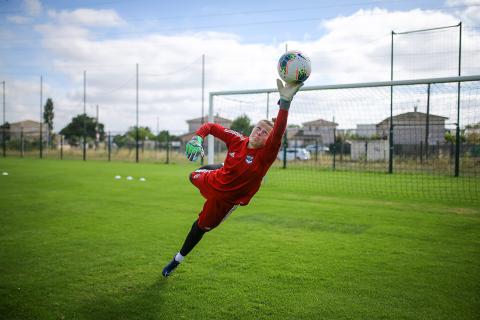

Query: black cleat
[[162, 257, 180, 277]]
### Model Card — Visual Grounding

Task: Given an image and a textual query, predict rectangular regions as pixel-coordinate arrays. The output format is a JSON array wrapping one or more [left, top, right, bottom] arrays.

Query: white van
[[277, 148, 311, 161]]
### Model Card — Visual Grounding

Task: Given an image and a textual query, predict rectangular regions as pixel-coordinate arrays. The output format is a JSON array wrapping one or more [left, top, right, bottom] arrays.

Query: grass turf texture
[[0, 158, 479, 319]]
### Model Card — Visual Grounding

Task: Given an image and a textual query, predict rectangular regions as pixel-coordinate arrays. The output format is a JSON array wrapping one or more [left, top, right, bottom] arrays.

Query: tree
[[0, 122, 10, 141], [230, 114, 254, 136], [465, 122, 480, 129], [113, 134, 134, 148], [466, 132, 480, 144], [465, 123, 480, 145], [444, 131, 466, 144], [156, 130, 170, 143], [126, 126, 156, 141], [112, 126, 155, 148], [153, 130, 178, 149], [43, 98, 54, 134], [60, 114, 105, 145], [43, 98, 54, 145]]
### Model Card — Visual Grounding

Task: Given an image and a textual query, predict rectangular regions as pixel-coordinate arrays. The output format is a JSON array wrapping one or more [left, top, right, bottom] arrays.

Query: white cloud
[[34, 24, 91, 40], [23, 0, 42, 16], [444, 0, 480, 25], [445, 0, 479, 6], [3, 79, 48, 124], [48, 8, 125, 27], [28, 29, 280, 132], [311, 7, 465, 82], [6, 0, 42, 24], [6, 15, 32, 24], [455, 5, 480, 25]]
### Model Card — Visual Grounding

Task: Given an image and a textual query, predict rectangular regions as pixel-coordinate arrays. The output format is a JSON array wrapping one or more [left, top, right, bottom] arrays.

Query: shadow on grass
[[78, 278, 169, 320], [234, 213, 371, 234]]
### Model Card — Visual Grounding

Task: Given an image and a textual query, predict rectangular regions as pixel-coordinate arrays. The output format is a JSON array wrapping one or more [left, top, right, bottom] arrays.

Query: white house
[[178, 115, 233, 149], [351, 140, 389, 161], [283, 118, 338, 148], [356, 124, 377, 138], [376, 110, 447, 145], [8, 120, 49, 141]]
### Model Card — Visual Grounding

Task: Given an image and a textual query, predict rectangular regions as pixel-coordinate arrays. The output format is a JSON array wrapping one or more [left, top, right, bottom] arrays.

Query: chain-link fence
[[0, 129, 192, 164]]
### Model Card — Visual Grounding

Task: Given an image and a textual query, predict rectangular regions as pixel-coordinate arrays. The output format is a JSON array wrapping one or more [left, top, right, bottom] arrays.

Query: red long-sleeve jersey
[[195, 108, 288, 205]]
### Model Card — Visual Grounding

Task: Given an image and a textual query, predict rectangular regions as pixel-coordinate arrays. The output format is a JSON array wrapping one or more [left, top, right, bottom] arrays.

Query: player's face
[[249, 122, 273, 148]]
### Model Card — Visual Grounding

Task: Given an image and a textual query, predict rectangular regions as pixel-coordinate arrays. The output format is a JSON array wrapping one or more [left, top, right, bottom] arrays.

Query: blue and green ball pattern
[[278, 51, 311, 83]]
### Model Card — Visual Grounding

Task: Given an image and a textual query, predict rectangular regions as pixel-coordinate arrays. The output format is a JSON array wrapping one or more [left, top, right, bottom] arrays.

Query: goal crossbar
[[210, 75, 480, 96]]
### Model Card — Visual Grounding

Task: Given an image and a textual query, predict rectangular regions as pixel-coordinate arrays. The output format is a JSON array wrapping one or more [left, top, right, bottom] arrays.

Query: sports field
[[0, 158, 479, 319]]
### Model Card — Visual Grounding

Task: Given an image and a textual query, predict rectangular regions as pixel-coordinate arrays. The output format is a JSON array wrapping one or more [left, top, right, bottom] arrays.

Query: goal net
[[208, 76, 480, 203]]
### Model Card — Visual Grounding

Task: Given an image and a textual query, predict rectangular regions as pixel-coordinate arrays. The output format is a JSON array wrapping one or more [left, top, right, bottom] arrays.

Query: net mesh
[[211, 79, 480, 204]]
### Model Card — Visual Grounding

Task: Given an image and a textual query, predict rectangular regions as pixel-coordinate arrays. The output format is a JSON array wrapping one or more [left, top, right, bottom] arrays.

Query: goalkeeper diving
[[162, 79, 303, 277]]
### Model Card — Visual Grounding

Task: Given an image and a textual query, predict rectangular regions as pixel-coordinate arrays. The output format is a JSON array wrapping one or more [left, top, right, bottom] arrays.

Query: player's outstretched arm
[[260, 80, 304, 163], [262, 80, 302, 147], [195, 122, 244, 150]]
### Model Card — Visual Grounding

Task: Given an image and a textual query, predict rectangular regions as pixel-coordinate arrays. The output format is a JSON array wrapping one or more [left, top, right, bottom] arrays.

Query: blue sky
[[0, 1, 451, 40], [0, 0, 479, 133]]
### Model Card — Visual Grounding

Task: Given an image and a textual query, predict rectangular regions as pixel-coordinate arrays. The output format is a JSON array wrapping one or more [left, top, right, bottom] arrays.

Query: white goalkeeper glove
[[276, 79, 304, 102]]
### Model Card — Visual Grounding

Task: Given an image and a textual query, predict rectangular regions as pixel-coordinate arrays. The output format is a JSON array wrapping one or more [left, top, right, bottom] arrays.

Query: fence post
[[425, 83, 431, 161], [60, 135, 63, 160], [20, 127, 24, 158], [454, 22, 462, 177], [364, 140, 368, 164], [282, 131, 287, 169], [40, 76, 43, 159], [420, 141, 423, 163], [108, 132, 111, 162], [332, 125, 336, 170], [2, 127, 5, 157], [340, 138, 344, 162], [389, 30, 394, 174], [454, 111, 461, 177], [39, 125, 43, 159], [315, 139, 318, 162], [294, 139, 297, 160], [166, 131, 170, 164]]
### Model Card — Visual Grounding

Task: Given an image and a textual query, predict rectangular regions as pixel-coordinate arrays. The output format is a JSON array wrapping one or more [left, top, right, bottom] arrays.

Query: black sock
[[198, 163, 223, 171], [179, 220, 206, 257]]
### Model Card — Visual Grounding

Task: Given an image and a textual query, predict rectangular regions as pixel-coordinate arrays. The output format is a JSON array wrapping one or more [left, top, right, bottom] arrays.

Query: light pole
[[40, 76, 43, 158], [83, 71, 86, 161], [136, 63, 139, 163]]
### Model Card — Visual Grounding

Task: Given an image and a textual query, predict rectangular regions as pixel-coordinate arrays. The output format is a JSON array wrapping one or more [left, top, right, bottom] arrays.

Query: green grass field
[[0, 158, 479, 319]]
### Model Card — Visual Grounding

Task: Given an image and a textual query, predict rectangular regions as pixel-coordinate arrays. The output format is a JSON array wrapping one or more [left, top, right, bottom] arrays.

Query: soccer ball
[[277, 51, 311, 83]]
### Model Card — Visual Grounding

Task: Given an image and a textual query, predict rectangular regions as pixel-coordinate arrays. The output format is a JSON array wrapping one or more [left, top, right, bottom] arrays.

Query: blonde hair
[[259, 119, 274, 129]]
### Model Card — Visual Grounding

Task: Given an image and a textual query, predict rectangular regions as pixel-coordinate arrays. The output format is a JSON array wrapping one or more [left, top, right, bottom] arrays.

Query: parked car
[[277, 148, 311, 161], [305, 144, 329, 153]]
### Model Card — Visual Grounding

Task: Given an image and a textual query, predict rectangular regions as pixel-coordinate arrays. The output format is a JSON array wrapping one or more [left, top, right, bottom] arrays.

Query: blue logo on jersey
[[246, 155, 254, 164]]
